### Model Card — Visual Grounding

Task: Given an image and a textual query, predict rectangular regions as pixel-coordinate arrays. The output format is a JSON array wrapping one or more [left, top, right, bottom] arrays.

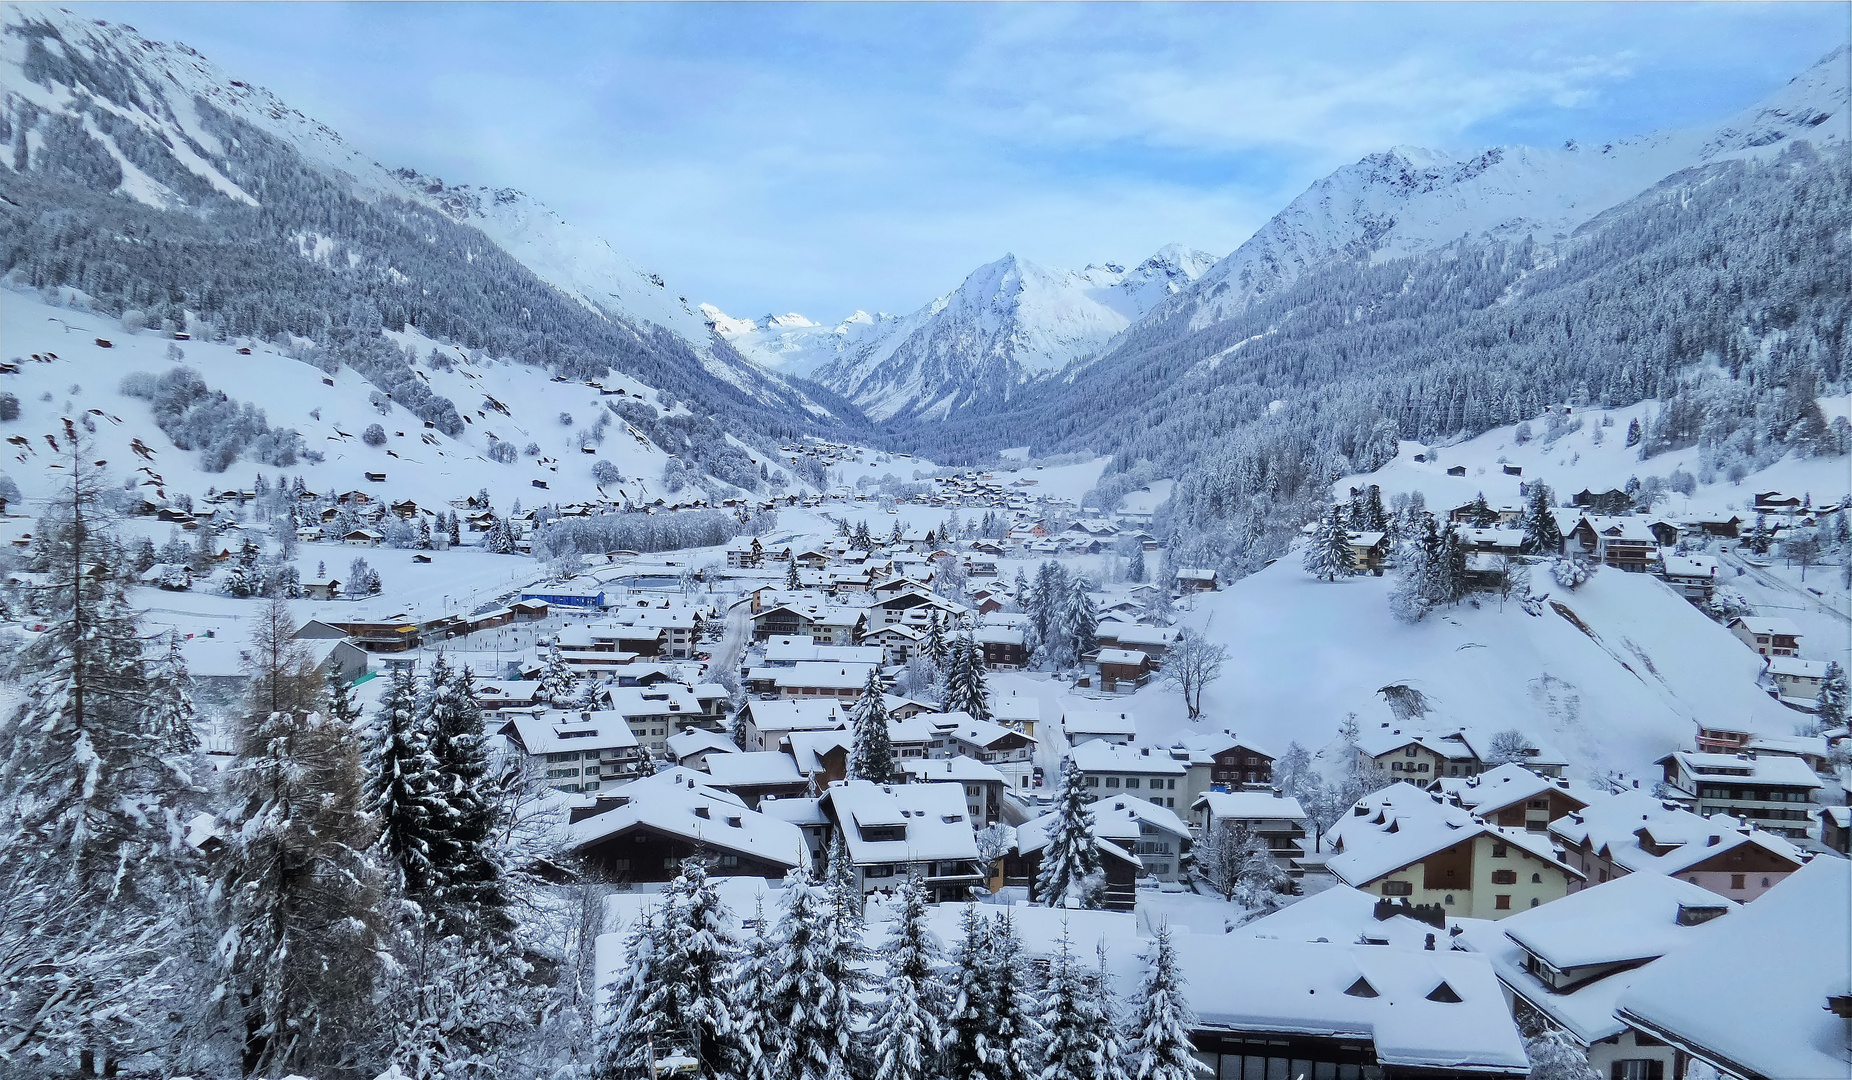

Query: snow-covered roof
[[823, 779, 978, 865], [1068, 740, 1186, 776], [1330, 816, 1576, 888], [1615, 857, 1850, 1080], [1063, 707, 1138, 737], [1661, 554, 1717, 579], [568, 781, 808, 869], [764, 637, 885, 665], [603, 683, 712, 720], [1239, 884, 1486, 951], [1095, 648, 1150, 666], [900, 755, 1007, 785], [758, 794, 829, 828], [664, 728, 739, 762], [774, 661, 878, 690], [1727, 616, 1802, 637], [1548, 791, 1807, 878], [1766, 656, 1829, 679], [703, 751, 805, 789], [499, 711, 640, 755], [1432, 763, 1592, 815], [744, 698, 850, 733], [1663, 750, 1823, 789], [1194, 791, 1308, 823], [932, 712, 1035, 749], [1153, 935, 1530, 1073], [1087, 794, 1192, 840]]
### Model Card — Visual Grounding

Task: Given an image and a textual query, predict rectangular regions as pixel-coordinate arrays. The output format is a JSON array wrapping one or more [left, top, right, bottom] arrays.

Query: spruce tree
[[145, 629, 202, 756], [786, 554, 801, 591], [944, 904, 996, 1080], [367, 664, 445, 896], [872, 875, 951, 1080], [1127, 546, 1146, 584], [1037, 757, 1101, 909], [944, 636, 992, 719], [1303, 504, 1356, 581], [764, 866, 861, 1080], [597, 906, 666, 1078], [851, 668, 900, 783], [730, 896, 778, 1080], [1128, 925, 1208, 1080], [986, 913, 1041, 1080], [1522, 483, 1563, 555], [925, 614, 950, 667], [1092, 942, 1132, 1080], [1064, 577, 1098, 660], [538, 642, 574, 706], [424, 659, 509, 935], [1468, 492, 1497, 528], [1817, 661, 1848, 729], [644, 861, 740, 1080], [1037, 928, 1107, 1080]]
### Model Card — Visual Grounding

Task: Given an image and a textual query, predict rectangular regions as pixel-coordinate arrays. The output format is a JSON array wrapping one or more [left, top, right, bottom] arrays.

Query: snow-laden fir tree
[[366, 664, 445, 896], [215, 664, 385, 1076], [1303, 504, 1356, 581], [1126, 546, 1146, 584], [943, 904, 996, 1080], [422, 657, 510, 936], [1037, 757, 1101, 908], [641, 860, 740, 1079], [985, 912, 1042, 1080], [730, 895, 778, 1080], [786, 553, 801, 591], [763, 865, 864, 1080], [597, 905, 666, 1079], [537, 642, 575, 706], [871, 874, 950, 1080], [850, 668, 900, 783], [1063, 576, 1098, 660], [943, 635, 992, 720], [1127, 925, 1209, 1080], [0, 445, 204, 1071], [1036, 927, 1112, 1080], [1091, 942, 1132, 1080], [1467, 492, 1498, 527], [925, 613, 950, 668], [1522, 483, 1563, 555], [1817, 661, 1848, 729], [145, 628, 202, 756]]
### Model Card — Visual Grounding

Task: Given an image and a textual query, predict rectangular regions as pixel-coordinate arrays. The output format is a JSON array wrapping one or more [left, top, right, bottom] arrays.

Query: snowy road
[[708, 598, 753, 679]]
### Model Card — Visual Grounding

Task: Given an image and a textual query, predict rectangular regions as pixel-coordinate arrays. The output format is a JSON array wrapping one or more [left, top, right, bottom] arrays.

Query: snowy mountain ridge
[[0, 3, 751, 375], [709, 244, 1216, 421], [1123, 45, 1852, 339]]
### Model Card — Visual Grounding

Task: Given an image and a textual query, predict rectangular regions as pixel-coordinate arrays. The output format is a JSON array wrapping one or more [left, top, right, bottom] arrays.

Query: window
[[1405, 747, 1419, 757], [1612, 1060, 1665, 1080], [1381, 880, 1413, 896], [1532, 872, 1543, 883], [1168, 779, 1178, 789], [1491, 870, 1517, 885], [1492, 843, 1508, 858], [1106, 777, 1120, 788], [1443, 894, 1455, 905], [1495, 894, 1512, 910], [864, 865, 895, 879], [1417, 763, 1429, 772], [1730, 874, 1746, 890], [1125, 778, 1141, 789], [1084, 777, 1099, 787], [1530, 898, 1540, 908]]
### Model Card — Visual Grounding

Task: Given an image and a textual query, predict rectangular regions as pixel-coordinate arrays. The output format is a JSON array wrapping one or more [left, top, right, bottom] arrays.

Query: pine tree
[[1037, 758, 1101, 908], [944, 635, 992, 719], [0, 445, 202, 1069], [424, 659, 509, 935], [643, 861, 740, 1079], [1091, 943, 1131, 1080], [1303, 504, 1356, 581], [538, 642, 574, 705], [1036, 928, 1108, 1080], [851, 669, 900, 782], [1748, 514, 1773, 555], [986, 912, 1041, 1080], [1468, 492, 1497, 528], [786, 554, 801, 591], [944, 904, 997, 1080], [1128, 926, 1209, 1080], [367, 664, 445, 896], [730, 896, 778, 1080], [145, 629, 202, 756], [1817, 661, 1848, 729], [1522, 483, 1563, 555], [763, 865, 862, 1080], [1064, 577, 1098, 660], [217, 692, 384, 1076], [872, 875, 950, 1080], [597, 906, 667, 1078], [925, 613, 950, 668], [1126, 547, 1146, 584]]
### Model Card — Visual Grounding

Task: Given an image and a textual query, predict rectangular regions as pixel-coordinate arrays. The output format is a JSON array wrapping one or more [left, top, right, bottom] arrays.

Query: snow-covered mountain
[[0, 2, 806, 405], [1123, 45, 1851, 339], [710, 244, 1215, 421]]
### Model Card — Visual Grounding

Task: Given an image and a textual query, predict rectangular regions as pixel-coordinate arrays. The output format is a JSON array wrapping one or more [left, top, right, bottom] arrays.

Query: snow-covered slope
[[1132, 555, 1801, 787], [0, 289, 723, 511], [0, 3, 726, 362], [1125, 45, 1851, 337], [713, 245, 1215, 421]]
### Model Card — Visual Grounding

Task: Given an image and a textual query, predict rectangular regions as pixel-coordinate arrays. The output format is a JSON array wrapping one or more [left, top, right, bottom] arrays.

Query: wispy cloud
[[81, 2, 1850, 320]]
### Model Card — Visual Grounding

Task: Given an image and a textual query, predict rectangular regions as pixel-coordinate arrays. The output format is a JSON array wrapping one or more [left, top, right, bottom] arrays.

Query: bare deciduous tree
[[1163, 627, 1227, 720]]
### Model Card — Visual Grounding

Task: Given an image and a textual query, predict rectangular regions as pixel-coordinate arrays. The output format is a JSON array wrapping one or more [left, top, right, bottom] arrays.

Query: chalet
[[819, 779, 983, 902], [1822, 805, 1851, 855], [1430, 764, 1590, 832], [341, 528, 383, 547], [1750, 490, 1803, 514], [1448, 503, 1525, 526], [1568, 516, 1659, 572], [565, 769, 809, 881], [1446, 464, 1468, 476], [1174, 731, 1276, 791], [1193, 791, 1308, 874], [861, 624, 922, 665], [1068, 741, 1188, 809], [726, 537, 765, 568], [1658, 553, 1717, 602], [604, 683, 731, 752], [498, 710, 642, 793], [1176, 567, 1218, 593], [1003, 805, 1143, 910], [738, 699, 849, 753], [900, 755, 1009, 828], [1458, 874, 1737, 1080], [389, 499, 420, 518], [701, 751, 809, 807], [1062, 706, 1137, 746], [1549, 790, 1807, 899], [1096, 647, 1154, 692], [1726, 616, 1801, 658], [1092, 621, 1175, 662], [929, 713, 1038, 790], [1614, 858, 1848, 1080], [471, 679, 543, 711], [363, 471, 387, 483], [1692, 514, 1742, 538], [1572, 488, 1631, 514], [324, 618, 420, 653], [1346, 531, 1390, 573], [663, 728, 740, 772], [1657, 750, 1820, 839], [510, 599, 550, 620], [1766, 655, 1829, 707], [971, 625, 1029, 668], [1329, 806, 1581, 919]]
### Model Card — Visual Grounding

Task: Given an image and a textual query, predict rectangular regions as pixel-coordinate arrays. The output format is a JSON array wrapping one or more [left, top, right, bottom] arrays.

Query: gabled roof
[[1615, 857, 1850, 1080], [1068, 740, 1186, 776], [1195, 791, 1308, 823], [568, 776, 807, 868], [822, 779, 979, 865], [500, 711, 640, 755], [664, 728, 739, 762], [1726, 616, 1803, 637], [1432, 763, 1592, 816], [704, 751, 806, 789]]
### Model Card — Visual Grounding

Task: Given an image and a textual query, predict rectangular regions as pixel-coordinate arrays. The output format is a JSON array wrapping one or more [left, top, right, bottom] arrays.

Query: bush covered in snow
[[1549, 556, 1594, 591], [119, 366, 303, 472], [361, 423, 387, 447], [591, 459, 622, 485]]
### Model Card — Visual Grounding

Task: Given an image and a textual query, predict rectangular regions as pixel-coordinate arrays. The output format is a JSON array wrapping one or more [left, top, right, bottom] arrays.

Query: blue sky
[[85, 2, 1850, 320]]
